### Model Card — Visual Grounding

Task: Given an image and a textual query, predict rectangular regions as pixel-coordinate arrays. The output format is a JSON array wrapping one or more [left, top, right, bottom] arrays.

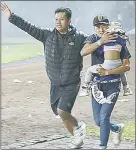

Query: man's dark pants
[[50, 81, 80, 115]]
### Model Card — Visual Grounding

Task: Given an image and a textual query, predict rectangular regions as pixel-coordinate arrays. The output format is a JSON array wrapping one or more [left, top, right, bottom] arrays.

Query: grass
[[1, 43, 43, 64], [1, 37, 134, 64], [122, 122, 135, 141], [87, 121, 135, 141], [1, 37, 39, 44]]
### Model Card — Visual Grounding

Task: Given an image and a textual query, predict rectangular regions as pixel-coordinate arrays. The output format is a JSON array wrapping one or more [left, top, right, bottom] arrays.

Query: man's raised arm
[[1, 3, 51, 42]]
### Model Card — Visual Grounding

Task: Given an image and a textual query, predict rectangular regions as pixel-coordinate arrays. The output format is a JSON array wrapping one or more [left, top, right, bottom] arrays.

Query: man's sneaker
[[55, 115, 61, 119], [74, 121, 87, 139], [68, 121, 86, 149], [112, 123, 125, 146], [92, 145, 107, 149], [68, 141, 84, 149], [79, 86, 90, 97], [123, 85, 133, 96], [99, 146, 107, 149]]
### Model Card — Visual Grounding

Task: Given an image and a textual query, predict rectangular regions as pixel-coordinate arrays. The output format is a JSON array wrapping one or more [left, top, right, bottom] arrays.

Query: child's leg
[[120, 72, 133, 96], [79, 65, 99, 97], [120, 72, 127, 87], [84, 67, 92, 84], [84, 65, 100, 84]]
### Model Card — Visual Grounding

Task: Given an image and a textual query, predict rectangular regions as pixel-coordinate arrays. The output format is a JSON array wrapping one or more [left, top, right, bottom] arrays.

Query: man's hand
[[101, 32, 118, 44], [1, 3, 12, 18], [97, 65, 109, 76]]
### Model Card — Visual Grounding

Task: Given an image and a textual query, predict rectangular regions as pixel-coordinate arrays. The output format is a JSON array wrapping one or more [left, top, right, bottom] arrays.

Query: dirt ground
[[1, 40, 135, 149]]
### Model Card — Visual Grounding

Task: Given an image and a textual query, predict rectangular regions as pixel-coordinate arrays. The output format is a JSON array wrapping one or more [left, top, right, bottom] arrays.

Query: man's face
[[55, 12, 71, 33], [94, 24, 109, 37]]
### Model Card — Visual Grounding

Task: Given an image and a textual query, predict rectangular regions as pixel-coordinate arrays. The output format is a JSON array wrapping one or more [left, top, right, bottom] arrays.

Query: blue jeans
[[92, 81, 121, 146]]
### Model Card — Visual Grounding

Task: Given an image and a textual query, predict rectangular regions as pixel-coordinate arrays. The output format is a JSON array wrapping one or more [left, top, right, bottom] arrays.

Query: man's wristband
[[97, 39, 102, 46]]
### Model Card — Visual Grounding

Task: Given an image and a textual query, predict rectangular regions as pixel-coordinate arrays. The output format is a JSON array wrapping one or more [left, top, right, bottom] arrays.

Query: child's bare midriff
[[104, 51, 120, 60]]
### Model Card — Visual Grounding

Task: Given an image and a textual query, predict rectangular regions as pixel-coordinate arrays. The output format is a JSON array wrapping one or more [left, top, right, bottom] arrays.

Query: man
[[1, 3, 89, 149], [81, 15, 131, 149], [79, 21, 131, 100]]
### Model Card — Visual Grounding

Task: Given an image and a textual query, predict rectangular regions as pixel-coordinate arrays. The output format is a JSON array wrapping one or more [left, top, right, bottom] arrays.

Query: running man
[[1, 3, 89, 149]]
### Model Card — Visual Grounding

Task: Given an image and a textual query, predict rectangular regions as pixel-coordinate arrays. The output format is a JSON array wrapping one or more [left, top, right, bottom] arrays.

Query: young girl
[[79, 22, 130, 104]]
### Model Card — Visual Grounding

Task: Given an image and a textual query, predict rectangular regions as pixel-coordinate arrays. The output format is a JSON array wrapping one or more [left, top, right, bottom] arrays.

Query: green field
[[1, 37, 40, 44], [1, 37, 44, 64], [87, 121, 135, 141], [1, 43, 43, 64], [1, 37, 135, 64]]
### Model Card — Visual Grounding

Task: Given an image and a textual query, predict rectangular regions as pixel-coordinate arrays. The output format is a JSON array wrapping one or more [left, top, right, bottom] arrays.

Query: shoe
[[112, 123, 125, 146], [99, 146, 107, 149], [55, 115, 61, 119], [79, 85, 90, 97], [68, 121, 86, 149], [68, 141, 84, 149], [123, 85, 133, 96], [74, 121, 86, 139], [92, 145, 107, 149]]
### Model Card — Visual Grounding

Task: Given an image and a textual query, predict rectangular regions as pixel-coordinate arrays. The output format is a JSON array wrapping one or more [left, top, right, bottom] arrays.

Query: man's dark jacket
[[9, 13, 86, 86]]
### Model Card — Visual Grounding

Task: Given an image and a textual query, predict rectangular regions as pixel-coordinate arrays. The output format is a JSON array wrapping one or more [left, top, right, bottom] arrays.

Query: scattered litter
[[27, 97, 30, 99], [118, 99, 129, 102], [13, 79, 22, 83], [28, 114, 32, 117], [55, 115, 61, 119], [37, 52, 44, 56], [27, 80, 34, 84]]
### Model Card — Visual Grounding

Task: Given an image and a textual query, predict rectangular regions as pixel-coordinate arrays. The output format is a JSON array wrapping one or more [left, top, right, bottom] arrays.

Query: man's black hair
[[55, 7, 72, 19]]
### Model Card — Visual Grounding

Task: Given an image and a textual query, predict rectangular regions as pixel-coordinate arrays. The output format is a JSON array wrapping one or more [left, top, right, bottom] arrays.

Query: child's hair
[[107, 22, 130, 45]]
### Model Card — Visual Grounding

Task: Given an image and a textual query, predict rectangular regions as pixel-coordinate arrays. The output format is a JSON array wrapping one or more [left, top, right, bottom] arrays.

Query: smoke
[[1, 1, 135, 38]]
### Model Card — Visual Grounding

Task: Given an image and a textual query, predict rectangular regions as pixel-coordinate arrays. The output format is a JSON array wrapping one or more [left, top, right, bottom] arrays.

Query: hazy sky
[[1, 1, 135, 38]]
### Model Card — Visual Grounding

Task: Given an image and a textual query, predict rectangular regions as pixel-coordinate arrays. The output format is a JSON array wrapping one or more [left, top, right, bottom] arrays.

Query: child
[[79, 22, 130, 103]]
